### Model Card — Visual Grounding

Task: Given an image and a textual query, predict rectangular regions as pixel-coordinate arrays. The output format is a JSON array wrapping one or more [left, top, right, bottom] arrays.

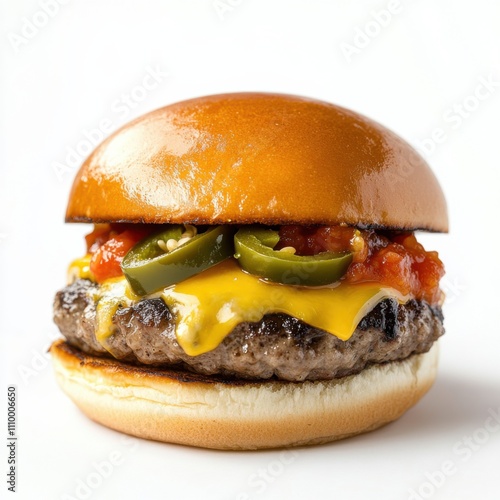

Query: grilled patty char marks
[[53, 279, 444, 382]]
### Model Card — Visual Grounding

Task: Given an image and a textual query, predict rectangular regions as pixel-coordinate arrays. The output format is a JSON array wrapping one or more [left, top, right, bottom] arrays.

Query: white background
[[1, 1, 500, 499]]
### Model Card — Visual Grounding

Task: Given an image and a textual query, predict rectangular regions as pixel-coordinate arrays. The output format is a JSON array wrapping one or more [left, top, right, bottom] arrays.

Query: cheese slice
[[69, 256, 139, 353], [67, 254, 93, 284], [92, 278, 139, 350], [162, 259, 408, 356], [71, 256, 408, 356]]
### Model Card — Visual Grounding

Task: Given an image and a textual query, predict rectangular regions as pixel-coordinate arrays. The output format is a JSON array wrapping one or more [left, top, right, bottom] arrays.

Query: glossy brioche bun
[[66, 93, 448, 232], [50, 340, 439, 450]]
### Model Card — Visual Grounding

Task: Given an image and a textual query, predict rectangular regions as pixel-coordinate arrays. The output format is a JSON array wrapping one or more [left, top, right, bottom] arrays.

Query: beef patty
[[53, 279, 444, 382]]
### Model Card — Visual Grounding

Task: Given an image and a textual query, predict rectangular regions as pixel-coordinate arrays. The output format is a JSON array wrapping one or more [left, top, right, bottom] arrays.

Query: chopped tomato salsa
[[278, 225, 445, 304], [86, 224, 150, 283], [85, 223, 445, 304]]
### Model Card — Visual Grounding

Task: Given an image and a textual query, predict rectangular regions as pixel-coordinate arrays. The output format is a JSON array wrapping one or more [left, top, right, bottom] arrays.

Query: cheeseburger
[[51, 93, 447, 450]]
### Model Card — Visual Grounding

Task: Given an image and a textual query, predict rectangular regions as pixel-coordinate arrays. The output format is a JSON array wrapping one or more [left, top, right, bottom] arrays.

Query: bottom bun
[[50, 340, 439, 450]]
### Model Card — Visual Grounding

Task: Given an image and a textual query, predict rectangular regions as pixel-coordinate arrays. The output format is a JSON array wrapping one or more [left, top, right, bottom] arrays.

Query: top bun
[[66, 93, 448, 232]]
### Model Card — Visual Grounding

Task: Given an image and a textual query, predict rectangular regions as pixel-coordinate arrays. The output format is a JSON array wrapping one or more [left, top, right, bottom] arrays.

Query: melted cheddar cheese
[[70, 257, 408, 356], [67, 254, 93, 284], [162, 259, 408, 356], [91, 278, 139, 351]]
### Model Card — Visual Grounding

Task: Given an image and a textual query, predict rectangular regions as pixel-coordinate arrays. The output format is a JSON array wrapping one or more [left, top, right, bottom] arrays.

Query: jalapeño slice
[[121, 225, 234, 295], [234, 227, 352, 286]]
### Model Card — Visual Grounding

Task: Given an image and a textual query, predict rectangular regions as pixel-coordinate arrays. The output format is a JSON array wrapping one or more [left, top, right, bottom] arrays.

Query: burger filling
[[54, 223, 445, 381]]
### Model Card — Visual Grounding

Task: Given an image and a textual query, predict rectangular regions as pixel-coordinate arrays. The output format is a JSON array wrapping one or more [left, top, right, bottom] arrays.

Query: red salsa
[[85, 224, 445, 304], [86, 224, 150, 283], [278, 225, 445, 304]]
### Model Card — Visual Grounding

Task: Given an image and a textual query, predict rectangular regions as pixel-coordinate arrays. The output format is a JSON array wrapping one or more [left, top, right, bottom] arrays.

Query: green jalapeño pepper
[[234, 227, 353, 286], [121, 225, 234, 295]]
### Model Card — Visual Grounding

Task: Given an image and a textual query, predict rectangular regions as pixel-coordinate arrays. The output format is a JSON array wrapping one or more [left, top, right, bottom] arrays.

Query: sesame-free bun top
[[66, 93, 448, 232]]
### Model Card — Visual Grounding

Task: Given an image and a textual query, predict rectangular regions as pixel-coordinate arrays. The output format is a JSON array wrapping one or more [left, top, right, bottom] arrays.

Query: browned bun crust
[[65, 93, 448, 232], [50, 339, 439, 450]]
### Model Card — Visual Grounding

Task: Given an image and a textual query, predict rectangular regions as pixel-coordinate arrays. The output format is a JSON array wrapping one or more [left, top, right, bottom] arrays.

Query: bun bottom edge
[[50, 339, 439, 450]]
